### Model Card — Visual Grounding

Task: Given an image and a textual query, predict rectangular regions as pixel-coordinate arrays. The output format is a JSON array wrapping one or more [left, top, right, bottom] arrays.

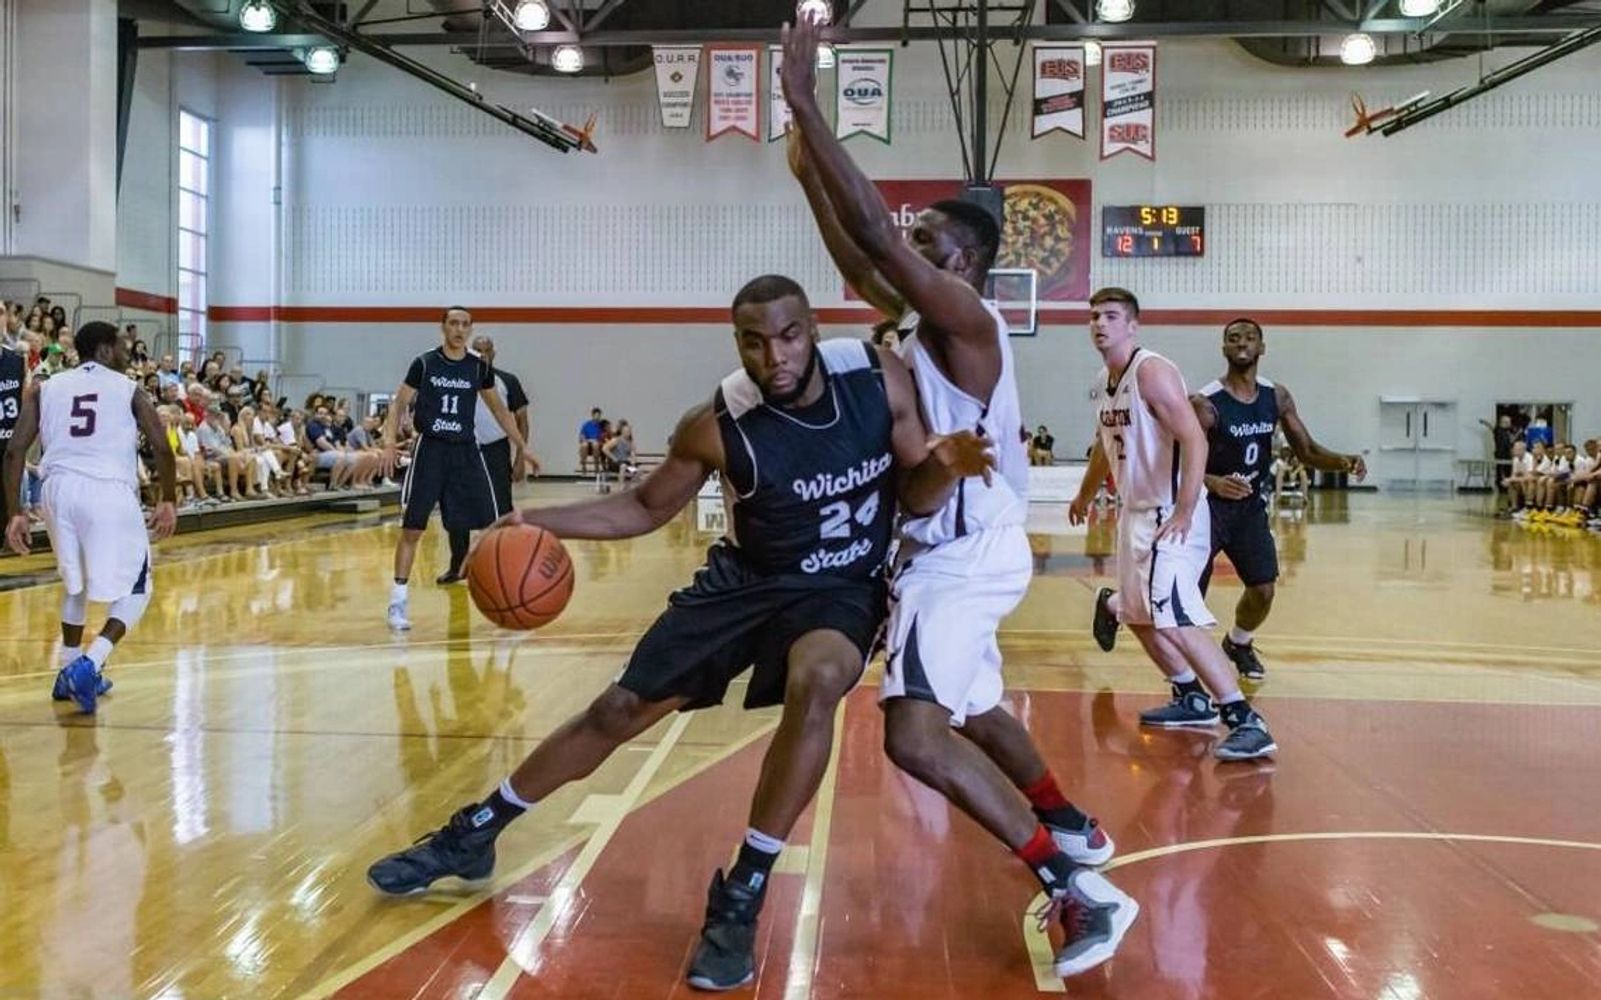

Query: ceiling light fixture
[[551, 44, 584, 73], [303, 46, 340, 75], [1096, 0, 1134, 23], [239, 0, 276, 33], [1339, 32, 1377, 65], [513, 0, 551, 32], [1398, 0, 1442, 16], [797, 0, 832, 26]]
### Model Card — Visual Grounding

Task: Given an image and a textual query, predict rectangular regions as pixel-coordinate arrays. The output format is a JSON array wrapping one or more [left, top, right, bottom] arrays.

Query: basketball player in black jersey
[[0, 336, 24, 460], [1093, 318, 1366, 682], [366, 275, 993, 991], [379, 307, 536, 630]]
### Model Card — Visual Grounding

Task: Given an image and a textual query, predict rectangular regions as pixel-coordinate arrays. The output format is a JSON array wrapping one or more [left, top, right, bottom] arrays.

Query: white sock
[[60, 645, 82, 667], [1228, 626, 1254, 646], [498, 778, 537, 810], [390, 582, 408, 605], [744, 827, 786, 856], [86, 636, 114, 669], [1169, 669, 1197, 685], [1218, 691, 1246, 705]]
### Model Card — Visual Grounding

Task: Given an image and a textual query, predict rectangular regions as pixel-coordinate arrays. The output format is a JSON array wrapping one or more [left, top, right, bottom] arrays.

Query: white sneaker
[[1047, 817, 1116, 867], [1050, 869, 1139, 978], [387, 601, 411, 631]]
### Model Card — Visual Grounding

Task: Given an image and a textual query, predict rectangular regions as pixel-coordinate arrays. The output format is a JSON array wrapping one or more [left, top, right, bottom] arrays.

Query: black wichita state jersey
[[714, 339, 896, 579], [405, 347, 494, 443], [0, 347, 23, 448], [1200, 376, 1280, 504]]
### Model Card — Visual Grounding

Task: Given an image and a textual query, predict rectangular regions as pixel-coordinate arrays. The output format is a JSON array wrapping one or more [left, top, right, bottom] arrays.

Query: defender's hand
[[930, 431, 995, 487]]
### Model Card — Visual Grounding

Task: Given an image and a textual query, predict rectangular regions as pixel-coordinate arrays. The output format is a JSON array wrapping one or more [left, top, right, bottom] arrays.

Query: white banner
[[834, 49, 892, 143], [1101, 43, 1156, 161], [652, 46, 700, 129], [768, 45, 790, 142], [706, 45, 761, 142], [1031, 45, 1085, 140]]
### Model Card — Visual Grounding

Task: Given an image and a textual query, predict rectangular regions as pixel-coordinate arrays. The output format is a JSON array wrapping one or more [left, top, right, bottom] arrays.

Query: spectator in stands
[[198, 410, 253, 500], [130, 334, 149, 367], [1525, 417, 1554, 450], [1570, 439, 1599, 527], [48, 305, 66, 329], [275, 408, 313, 495], [183, 384, 211, 426], [231, 405, 287, 497], [306, 404, 356, 489], [1506, 441, 1542, 517], [1029, 425, 1055, 466], [579, 406, 605, 474], [1273, 446, 1310, 498], [602, 419, 638, 486], [305, 392, 327, 413]]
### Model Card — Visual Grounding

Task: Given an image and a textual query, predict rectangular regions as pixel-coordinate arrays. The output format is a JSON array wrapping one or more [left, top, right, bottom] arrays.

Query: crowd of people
[[3, 297, 404, 521], [576, 406, 638, 486], [1487, 413, 1600, 529]]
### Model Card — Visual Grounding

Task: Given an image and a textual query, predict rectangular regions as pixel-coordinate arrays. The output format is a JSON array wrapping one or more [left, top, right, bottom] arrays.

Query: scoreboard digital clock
[[1102, 205, 1205, 257]]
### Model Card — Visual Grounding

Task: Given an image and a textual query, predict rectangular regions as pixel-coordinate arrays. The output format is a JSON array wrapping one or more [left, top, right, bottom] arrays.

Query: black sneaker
[[1138, 687, 1219, 729], [1223, 637, 1266, 682], [435, 569, 465, 586], [1092, 588, 1120, 652], [685, 870, 764, 991], [367, 804, 498, 895], [1214, 713, 1278, 761], [1039, 868, 1139, 978]]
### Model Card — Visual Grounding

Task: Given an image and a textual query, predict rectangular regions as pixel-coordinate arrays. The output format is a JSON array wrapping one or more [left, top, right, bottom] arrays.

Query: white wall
[[209, 59, 278, 365], [200, 31, 1601, 463]]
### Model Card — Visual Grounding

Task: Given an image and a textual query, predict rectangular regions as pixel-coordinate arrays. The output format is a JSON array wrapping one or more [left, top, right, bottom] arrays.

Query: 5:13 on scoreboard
[[1101, 205, 1205, 257]]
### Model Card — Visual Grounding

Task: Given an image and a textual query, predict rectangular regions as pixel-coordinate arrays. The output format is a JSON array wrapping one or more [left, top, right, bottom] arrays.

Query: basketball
[[467, 524, 574, 630]]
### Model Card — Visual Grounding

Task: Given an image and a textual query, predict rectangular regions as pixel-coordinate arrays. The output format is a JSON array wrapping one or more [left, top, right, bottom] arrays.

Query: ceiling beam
[[1048, 0, 1087, 25], [840, 0, 875, 27], [584, 0, 628, 33], [137, 15, 1601, 49]]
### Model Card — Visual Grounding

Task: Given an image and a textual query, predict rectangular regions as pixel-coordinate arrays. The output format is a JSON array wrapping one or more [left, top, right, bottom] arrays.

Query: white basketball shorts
[[1116, 502, 1216, 630], [41, 473, 151, 602], [881, 524, 1032, 727]]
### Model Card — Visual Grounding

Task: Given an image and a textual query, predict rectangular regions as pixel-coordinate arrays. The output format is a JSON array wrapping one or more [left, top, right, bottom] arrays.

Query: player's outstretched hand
[[5, 514, 31, 557], [1206, 473, 1254, 500], [779, 15, 820, 107], [149, 501, 177, 542], [490, 507, 528, 531], [1067, 493, 1092, 526], [379, 445, 400, 479], [930, 431, 995, 486], [1153, 503, 1194, 547]]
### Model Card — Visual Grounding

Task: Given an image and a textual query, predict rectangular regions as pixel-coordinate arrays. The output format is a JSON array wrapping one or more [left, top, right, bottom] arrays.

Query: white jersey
[[899, 299, 1028, 546], [38, 362, 141, 489], [1093, 348, 1187, 511]]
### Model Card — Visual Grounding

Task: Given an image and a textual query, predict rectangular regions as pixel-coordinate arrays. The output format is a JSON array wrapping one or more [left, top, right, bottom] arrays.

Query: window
[[177, 110, 211, 363]]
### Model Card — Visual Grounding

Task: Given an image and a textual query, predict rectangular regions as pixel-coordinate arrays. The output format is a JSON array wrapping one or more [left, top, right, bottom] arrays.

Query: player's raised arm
[[1276, 383, 1366, 480], [878, 347, 993, 514], [499, 401, 720, 540], [787, 129, 905, 320]]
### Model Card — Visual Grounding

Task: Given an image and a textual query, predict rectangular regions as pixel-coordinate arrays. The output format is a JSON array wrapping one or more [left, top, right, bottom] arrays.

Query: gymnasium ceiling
[[132, 1, 1601, 77]]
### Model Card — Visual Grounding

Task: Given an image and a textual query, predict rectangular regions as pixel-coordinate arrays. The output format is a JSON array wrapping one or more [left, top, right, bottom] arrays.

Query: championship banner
[[1031, 45, 1085, 139], [834, 49, 892, 143], [652, 46, 700, 129], [768, 45, 790, 141], [1101, 43, 1156, 161], [706, 45, 761, 142], [849, 180, 1093, 302]]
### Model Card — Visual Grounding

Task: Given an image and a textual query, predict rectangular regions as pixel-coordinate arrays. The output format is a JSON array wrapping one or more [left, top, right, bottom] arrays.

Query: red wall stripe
[[116, 287, 178, 314], [202, 304, 1601, 328]]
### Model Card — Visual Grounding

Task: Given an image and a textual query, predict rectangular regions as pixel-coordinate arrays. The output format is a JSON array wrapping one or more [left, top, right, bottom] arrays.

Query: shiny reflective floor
[[3, 487, 1601, 999]]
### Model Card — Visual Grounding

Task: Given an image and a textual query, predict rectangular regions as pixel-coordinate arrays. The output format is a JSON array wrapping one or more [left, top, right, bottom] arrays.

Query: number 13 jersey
[[714, 338, 895, 579], [39, 362, 140, 489], [1093, 348, 1187, 511]]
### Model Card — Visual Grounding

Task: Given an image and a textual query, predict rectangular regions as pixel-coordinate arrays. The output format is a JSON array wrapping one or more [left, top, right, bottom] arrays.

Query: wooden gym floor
[[2, 485, 1600, 999]]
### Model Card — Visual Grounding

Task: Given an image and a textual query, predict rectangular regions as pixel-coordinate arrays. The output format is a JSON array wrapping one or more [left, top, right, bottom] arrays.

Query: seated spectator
[[1570, 439, 1599, 527], [196, 410, 252, 500], [578, 406, 606, 474], [274, 408, 313, 495], [1272, 447, 1310, 498], [232, 405, 288, 497], [603, 419, 639, 485], [1504, 441, 1540, 516], [1029, 425, 1055, 466], [306, 404, 357, 489]]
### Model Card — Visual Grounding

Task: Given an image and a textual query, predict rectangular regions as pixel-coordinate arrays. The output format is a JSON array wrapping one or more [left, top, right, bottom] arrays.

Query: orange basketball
[[467, 524, 574, 630]]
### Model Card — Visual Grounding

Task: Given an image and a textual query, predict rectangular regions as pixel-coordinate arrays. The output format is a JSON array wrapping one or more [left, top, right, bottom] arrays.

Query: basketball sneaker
[[1214, 713, 1277, 761], [60, 655, 107, 714], [1091, 588, 1120, 652], [386, 600, 412, 631], [52, 666, 112, 703], [366, 804, 498, 895], [1047, 815, 1115, 867], [1039, 868, 1139, 978], [1138, 687, 1219, 728], [434, 570, 465, 586], [1222, 637, 1266, 682], [686, 870, 764, 991]]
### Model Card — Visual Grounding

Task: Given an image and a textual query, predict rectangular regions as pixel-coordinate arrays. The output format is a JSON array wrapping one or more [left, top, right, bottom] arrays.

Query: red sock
[[1015, 825, 1056, 868], [1021, 772, 1072, 812]]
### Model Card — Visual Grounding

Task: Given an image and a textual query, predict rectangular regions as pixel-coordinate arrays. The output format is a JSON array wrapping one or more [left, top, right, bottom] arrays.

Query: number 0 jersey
[[1198, 376, 1279, 505], [714, 338, 896, 579]]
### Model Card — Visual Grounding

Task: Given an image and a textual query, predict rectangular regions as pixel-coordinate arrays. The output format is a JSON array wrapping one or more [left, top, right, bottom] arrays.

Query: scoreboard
[[1102, 205, 1205, 257]]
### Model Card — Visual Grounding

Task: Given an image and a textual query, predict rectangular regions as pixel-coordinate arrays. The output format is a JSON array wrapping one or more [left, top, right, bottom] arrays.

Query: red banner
[[850, 179, 1092, 303]]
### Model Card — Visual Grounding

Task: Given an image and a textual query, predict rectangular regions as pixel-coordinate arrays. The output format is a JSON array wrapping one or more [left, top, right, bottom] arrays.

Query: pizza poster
[[1101, 43, 1156, 161], [849, 179, 1092, 302]]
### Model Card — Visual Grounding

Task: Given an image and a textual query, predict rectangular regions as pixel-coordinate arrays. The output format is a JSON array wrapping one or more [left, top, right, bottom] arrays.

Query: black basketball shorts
[[480, 437, 514, 518], [401, 437, 499, 532], [1199, 496, 1280, 592], [618, 542, 887, 711]]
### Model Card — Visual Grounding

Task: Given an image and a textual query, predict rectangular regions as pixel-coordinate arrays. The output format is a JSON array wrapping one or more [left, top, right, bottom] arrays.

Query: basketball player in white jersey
[[782, 15, 1136, 979], [3, 323, 177, 714], [1067, 289, 1276, 761]]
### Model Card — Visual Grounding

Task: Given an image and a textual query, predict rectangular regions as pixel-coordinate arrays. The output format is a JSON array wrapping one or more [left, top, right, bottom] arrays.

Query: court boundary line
[[1023, 830, 1601, 992], [783, 701, 847, 1000]]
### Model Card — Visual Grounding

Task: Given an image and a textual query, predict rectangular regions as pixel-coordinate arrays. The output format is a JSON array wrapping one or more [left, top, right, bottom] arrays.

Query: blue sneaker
[[52, 666, 113, 703], [62, 656, 106, 714]]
